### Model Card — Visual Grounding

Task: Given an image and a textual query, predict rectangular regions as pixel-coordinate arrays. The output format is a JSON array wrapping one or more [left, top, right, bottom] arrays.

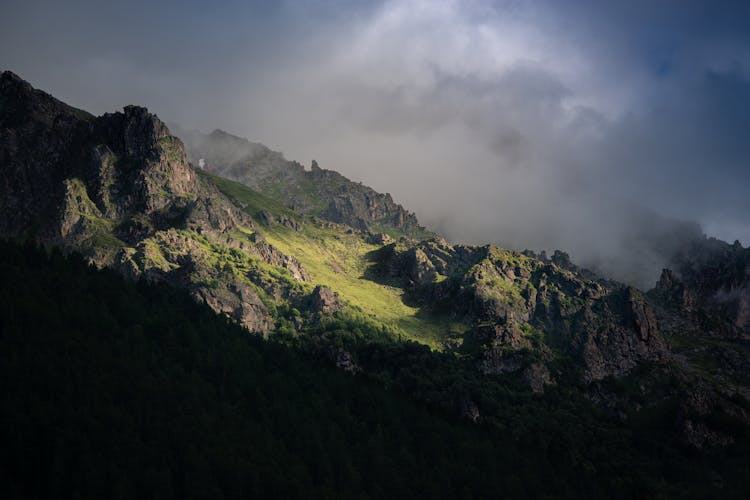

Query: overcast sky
[[2, 0, 749, 286]]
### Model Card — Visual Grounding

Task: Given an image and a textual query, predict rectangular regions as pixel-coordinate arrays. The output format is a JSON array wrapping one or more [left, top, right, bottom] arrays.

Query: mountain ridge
[[1, 69, 676, 383], [172, 125, 429, 238], [2, 71, 749, 471]]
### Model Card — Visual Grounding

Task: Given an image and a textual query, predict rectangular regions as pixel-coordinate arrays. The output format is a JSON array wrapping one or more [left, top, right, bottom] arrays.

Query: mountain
[[174, 126, 428, 238], [2, 71, 750, 497], [0, 241, 555, 499], [0, 70, 309, 334], [0, 70, 668, 383]]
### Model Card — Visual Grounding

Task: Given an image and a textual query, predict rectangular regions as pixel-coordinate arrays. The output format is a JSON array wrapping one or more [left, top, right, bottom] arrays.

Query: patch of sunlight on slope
[[201, 170, 450, 349], [261, 223, 448, 349]]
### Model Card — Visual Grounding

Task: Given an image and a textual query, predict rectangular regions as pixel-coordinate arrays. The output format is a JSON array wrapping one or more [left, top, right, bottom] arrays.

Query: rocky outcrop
[[624, 287, 659, 341], [650, 237, 750, 338], [254, 240, 310, 282], [3, 71, 737, 393], [375, 239, 670, 383], [197, 278, 274, 335], [367, 232, 395, 245], [310, 285, 342, 314], [570, 287, 668, 382], [257, 209, 302, 231], [93, 106, 198, 214], [0, 71, 311, 334], [1, 71, 94, 239]]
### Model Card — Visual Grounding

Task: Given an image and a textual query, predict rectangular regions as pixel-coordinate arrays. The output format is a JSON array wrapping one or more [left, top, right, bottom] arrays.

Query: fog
[[2, 0, 749, 288]]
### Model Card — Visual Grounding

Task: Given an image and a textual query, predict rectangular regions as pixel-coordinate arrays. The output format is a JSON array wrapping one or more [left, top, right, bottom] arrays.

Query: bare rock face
[[1, 72, 200, 239], [624, 287, 659, 341], [96, 104, 169, 157], [310, 285, 341, 314], [406, 247, 438, 286], [375, 237, 482, 289], [1, 71, 93, 239], [652, 269, 697, 311], [650, 237, 750, 339], [367, 232, 394, 245], [572, 288, 669, 382], [254, 240, 310, 282], [93, 105, 199, 215], [488, 276, 668, 382], [257, 209, 302, 231], [197, 279, 274, 335]]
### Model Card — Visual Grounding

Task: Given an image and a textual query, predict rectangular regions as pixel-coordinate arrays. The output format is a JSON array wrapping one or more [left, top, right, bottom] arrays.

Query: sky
[[2, 0, 749, 287]]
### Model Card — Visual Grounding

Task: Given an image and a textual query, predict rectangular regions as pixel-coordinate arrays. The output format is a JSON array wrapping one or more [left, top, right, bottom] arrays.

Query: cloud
[[2, 0, 749, 288]]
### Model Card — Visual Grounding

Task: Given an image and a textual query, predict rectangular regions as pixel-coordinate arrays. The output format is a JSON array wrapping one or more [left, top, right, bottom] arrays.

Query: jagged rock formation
[[4, 71, 750, 497], [372, 237, 670, 383], [310, 285, 342, 314], [641, 236, 750, 449], [0, 71, 312, 334], [4, 71, 749, 429], [174, 127, 427, 236], [650, 237, 750, 339]]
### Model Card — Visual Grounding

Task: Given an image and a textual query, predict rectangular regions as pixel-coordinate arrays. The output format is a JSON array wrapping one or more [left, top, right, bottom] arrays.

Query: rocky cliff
[[650, 237, 750, 339], [0, 71, 312, 333], [372, 237, 669, 385]]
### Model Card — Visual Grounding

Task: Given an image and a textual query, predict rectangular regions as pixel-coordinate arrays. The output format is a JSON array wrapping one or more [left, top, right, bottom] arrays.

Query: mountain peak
[[1, 70, 94, 126], [97, 104, 172, 159], [209, 128, 236, 138], [0, 73, 203, 239], [1, 70, 27, 87]]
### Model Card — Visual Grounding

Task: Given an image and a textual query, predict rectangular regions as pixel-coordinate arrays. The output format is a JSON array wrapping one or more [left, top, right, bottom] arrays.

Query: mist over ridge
[[3, 4, 750, 495], [3, 0, 749, 289], [173, 124, 711, 289]]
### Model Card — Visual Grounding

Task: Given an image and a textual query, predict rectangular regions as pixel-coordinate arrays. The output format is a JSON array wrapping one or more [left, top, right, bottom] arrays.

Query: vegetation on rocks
[[3, 242, 750, 499], [2, 70, 750, 498]]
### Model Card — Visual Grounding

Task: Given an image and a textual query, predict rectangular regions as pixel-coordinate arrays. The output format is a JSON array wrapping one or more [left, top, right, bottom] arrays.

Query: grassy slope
[[201, 171, 451, 348]]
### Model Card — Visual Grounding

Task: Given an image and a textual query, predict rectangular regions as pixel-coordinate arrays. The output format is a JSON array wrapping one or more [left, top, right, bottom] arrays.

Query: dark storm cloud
[[2, 0, 749, 287]]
